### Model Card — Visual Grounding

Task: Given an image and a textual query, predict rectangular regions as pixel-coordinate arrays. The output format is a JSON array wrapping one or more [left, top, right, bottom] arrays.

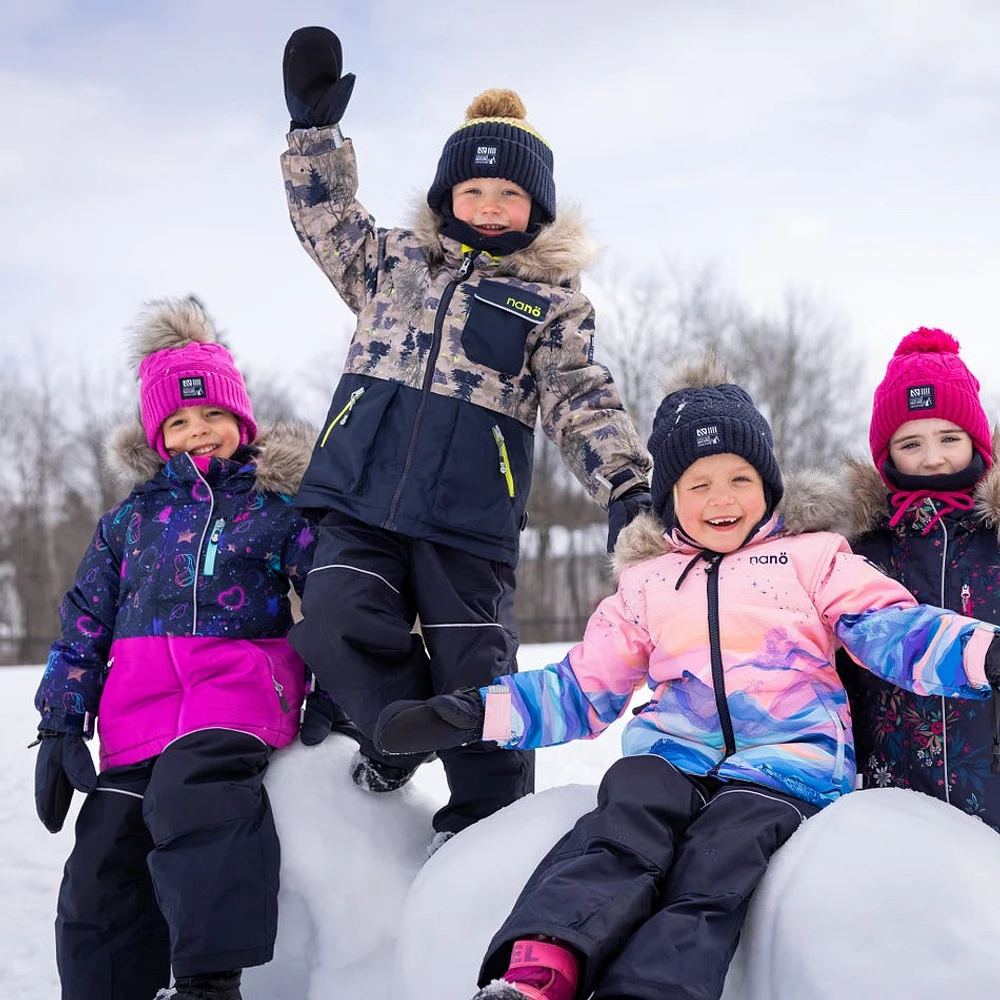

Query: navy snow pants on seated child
[[54, 729, 278, 1000], [289, 509, 534, 834], [480, 754, 818, 1000]]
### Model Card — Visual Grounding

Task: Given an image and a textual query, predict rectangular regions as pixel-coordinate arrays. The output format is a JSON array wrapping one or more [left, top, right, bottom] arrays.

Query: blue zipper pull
[[203, 518, 226, 576]]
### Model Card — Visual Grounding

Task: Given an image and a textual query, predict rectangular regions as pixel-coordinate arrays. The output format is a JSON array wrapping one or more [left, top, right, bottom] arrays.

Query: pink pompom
[[894, 327, 961, 356]]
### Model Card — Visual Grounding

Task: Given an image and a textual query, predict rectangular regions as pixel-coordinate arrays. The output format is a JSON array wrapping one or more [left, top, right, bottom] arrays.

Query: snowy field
[[3, 645, 1000, 1000]]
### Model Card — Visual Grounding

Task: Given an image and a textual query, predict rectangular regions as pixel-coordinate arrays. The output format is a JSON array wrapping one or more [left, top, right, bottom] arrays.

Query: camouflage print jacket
[[281, 130, 651, 566]]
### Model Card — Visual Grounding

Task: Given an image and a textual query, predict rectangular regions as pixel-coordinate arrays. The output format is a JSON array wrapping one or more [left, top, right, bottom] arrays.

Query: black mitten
[[33, 730, 97, 833], [300, 687, 362, 746], [985, 634, 1000, 688], [283, 26, 356, 129], [375, 689, 486, 756], [608, 485, 653, 553]]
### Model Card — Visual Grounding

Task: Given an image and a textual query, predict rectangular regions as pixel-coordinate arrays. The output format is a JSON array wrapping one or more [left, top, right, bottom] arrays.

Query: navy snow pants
[[55, 730, 279, 1000], [480, 755, 817, 1000], [288, 509, 534, 834]]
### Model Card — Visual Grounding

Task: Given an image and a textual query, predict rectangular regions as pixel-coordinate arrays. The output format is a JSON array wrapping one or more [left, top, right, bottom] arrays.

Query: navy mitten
[[283, 26, 356, 129], [375, 689, 486, 756], [33, 731, 97, 833]]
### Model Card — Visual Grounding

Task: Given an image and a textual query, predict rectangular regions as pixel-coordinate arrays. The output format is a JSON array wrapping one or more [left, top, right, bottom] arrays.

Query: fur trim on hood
[[411, 201, 598, 285], [610, 466, 853, 578], [840, 425, 1000, 542], [105, 420, 317, 497]]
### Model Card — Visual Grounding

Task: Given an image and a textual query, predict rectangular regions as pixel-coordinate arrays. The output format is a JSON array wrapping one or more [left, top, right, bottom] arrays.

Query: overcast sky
[[2, 0, 998, 421]]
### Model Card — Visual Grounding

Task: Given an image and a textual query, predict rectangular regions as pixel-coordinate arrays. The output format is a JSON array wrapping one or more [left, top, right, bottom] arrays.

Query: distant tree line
[[1, 261, 872, 664]]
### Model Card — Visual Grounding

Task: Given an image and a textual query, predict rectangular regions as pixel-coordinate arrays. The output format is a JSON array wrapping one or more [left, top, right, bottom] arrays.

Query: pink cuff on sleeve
[[963, 627, 996, 689], [482, 686, 513, 743]]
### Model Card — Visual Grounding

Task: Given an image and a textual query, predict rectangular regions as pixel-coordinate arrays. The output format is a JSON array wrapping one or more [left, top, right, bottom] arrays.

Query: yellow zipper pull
[[492, 425, 516, 498], [320, 387, 366, 446]]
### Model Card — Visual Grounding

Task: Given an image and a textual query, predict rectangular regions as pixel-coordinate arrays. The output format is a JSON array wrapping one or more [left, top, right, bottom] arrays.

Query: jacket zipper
[[937, 518, 951, 804], [960, 580, 971, 616], [385, 249, 478, 529], [263, 650, 291, 712], [491, 425, 516, 498], [189, 456, 215, 636], [704, 554, 736, 766], [203, 518, 226, 576], [320, 387, 366, 447], [824, 702, 846, 783]]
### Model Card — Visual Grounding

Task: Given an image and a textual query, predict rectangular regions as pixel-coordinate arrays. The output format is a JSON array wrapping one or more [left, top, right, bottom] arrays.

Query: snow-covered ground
[[3, 646, 1000, 999]]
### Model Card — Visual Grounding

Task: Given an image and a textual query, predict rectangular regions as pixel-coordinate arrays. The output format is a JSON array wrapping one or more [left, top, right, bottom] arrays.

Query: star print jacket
[[478, 473, 998, 809], [837, 431, 1000, 830], [34, 422, 318, 770], [281, 130, 651, 566]]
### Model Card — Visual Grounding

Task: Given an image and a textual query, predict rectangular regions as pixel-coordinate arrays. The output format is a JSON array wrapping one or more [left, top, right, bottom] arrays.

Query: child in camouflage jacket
[[278, 27, 651, 844]]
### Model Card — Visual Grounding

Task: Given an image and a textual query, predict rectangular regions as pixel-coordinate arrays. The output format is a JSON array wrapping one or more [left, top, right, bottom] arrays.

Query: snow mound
[[243, 736, 437, 1000]]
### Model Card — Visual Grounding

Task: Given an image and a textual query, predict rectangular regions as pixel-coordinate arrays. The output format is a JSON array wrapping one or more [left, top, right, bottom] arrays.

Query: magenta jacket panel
[[98, 634, 306, 769]]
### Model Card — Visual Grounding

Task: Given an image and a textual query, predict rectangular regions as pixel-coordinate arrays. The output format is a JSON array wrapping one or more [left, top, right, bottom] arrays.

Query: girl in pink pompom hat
[[31, 296, 323, 1000], [841, 326, 1000, 831]]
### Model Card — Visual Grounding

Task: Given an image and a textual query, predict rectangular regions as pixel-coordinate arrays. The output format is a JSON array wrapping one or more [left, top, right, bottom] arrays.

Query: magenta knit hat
[[870, 327, 992, 483], [132, 297, 257, 460]]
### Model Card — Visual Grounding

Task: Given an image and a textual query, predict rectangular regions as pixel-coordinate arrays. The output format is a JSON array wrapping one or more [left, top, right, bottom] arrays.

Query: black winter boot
[[350, 749, 420, 792], [154, 969, 242, 999]]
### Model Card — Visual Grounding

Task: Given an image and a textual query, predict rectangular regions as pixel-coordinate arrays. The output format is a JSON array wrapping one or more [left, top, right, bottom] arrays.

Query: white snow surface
[[3, 643, 1000, 999]]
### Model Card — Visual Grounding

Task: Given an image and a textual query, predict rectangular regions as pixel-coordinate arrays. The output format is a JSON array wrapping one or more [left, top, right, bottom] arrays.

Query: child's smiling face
[[451, 177, 532, 236], [161, 405, 241, 460], [673, 453, 767, 552]]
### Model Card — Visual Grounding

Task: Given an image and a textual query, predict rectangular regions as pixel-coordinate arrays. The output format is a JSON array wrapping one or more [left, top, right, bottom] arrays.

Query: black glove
[[300, 687, 363, 746], [607, 485, 653, 553], [283, 27, 356, 130], [33, 730, 97, 834], [374, 689, 486, 756]]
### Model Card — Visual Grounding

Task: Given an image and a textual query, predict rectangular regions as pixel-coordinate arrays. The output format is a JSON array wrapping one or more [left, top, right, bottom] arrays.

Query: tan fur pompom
[[466, 88, 526, 120]]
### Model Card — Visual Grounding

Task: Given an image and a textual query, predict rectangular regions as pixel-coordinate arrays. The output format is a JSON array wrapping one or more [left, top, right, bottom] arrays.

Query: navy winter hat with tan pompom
[[647, 357, 783, 526], [427, 88, 556, 222]]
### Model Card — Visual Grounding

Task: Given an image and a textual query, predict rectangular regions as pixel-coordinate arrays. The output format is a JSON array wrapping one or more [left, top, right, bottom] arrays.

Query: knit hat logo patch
[[906, 384, 935, 411], [179, 376, 207, 400], [475, 145, 498, 167], [696, 424, 721, 448]]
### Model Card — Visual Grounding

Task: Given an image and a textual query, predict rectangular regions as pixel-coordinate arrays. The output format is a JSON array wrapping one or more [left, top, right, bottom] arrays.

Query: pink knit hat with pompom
[[870, 327, 992, 482], [131, 297, 257, 460]]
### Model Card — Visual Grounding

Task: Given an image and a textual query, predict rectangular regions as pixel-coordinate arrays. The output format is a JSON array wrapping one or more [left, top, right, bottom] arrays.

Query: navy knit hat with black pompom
[[427, 88, 556, 223], [647, 356, 784, 527]]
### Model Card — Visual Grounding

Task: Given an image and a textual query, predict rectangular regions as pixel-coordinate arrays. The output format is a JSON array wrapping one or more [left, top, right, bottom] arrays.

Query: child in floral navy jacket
[[374, 355, 1000, 1000], [31, 297, 317, 1000], [278, 27, 651, 843], [839, 327, 1000, 830]]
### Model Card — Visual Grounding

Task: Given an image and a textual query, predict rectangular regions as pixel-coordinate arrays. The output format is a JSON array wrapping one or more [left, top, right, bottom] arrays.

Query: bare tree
[[715, 291, 867, 468]]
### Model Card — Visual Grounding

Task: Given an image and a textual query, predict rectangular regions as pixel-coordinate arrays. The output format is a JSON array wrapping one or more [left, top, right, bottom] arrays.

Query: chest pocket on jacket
[[461, 279, 549, 375]]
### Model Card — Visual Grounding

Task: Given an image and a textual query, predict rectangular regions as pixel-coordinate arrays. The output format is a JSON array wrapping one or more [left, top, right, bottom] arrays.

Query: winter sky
[[1, 1, 999, 413]]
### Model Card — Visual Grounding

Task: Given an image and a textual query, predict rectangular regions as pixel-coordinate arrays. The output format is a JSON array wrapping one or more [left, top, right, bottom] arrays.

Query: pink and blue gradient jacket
[[480, 507, 998, 808], [34, 423, 318, 771]]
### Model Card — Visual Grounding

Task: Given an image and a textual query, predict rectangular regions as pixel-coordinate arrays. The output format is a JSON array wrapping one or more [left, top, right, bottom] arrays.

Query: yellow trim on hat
[[451, 115, 551, 149]]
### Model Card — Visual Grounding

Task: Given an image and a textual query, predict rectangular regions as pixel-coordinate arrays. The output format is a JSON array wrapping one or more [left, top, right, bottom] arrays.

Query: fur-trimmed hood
[[838, 426, 1000, 542], [105, 419, 317, 496], [411, 201, 599, 286], [611, 466, 852, 577]]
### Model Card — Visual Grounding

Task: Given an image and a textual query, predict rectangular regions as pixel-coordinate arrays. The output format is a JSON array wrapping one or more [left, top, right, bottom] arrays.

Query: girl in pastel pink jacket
[[374, 356, 1000, 1000]]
